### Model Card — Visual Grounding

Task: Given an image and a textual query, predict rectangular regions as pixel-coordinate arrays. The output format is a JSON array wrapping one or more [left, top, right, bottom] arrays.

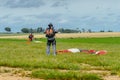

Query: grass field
[[0, 36, 120, 80]]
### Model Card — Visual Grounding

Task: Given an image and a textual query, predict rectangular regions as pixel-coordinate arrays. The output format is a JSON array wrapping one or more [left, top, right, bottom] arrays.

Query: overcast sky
[[0, 0, 120, 32]]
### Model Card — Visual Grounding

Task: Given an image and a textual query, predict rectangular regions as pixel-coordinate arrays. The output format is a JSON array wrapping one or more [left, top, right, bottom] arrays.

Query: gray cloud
[[27, 13, 62, 20], [107, 13, 115, 16], [51, 0, 69, 10], [81, 16, 91, 19], [52, 1, 66, 7], [3, 0, 45, 8], [0, 14, 10, 19]]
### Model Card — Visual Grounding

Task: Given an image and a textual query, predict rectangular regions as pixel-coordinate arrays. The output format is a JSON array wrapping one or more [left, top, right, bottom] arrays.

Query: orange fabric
[[57, 50, 71, 54]]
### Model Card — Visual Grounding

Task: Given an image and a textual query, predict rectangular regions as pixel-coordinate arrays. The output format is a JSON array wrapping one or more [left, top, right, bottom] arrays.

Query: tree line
[[4, 27, 113, 33], [4, 27, 44, 33]]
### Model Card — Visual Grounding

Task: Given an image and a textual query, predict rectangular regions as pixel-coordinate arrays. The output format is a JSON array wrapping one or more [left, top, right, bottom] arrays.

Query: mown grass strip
[[31, 69, 103, 80]]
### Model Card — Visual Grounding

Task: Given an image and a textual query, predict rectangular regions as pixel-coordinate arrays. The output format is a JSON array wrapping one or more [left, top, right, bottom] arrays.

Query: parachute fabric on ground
[[33, 40, 43, 43], [95, 50, 107, 55]]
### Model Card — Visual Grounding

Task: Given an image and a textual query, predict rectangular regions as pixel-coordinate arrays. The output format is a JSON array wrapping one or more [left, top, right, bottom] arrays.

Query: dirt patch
[[79, 63, 120, 80], [86, 70, 120, 80], [0, 67, 43, 80], [0, 74, 42, 80], [0, 32, 120, 39], [56, 32, 120, 38], [103, 75, 120, 80], [0, 66, 120, 80]]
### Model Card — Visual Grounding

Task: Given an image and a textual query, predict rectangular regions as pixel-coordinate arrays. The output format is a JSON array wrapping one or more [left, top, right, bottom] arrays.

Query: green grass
[[32, 69, 102, 80], [0, 37, 120, 79]]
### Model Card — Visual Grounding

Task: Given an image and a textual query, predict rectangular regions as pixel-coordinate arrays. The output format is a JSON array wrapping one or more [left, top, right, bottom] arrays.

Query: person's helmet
[[48, 23, 53, 27]]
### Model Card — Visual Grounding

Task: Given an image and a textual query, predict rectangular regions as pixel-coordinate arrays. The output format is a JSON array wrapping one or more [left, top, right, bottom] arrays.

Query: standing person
[[28, 33, 34, 41], [44, 23, 58, 56]]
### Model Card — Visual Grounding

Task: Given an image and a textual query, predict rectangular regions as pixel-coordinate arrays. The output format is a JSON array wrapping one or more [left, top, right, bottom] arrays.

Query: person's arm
[[44, 31, 46, 34], [55, 30, 58, 33], [44, 28, 47, 34], [53, 28, 58, 33]]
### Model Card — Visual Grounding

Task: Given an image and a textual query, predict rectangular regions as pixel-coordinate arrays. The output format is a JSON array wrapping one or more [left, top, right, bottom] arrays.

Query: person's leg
[[46, 40, 51, 55], [52, 39, 56, 56], [31, 38, 32, 41], [29, 38, 31, 41]]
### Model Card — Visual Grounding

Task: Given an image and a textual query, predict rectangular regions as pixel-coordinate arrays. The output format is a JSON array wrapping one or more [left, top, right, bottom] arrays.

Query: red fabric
[[81, 50, 96, 54], [88, 50, 96, 53], [57, 49, 107, 55], [57, 50, 71, 53], [96, 50, 107, 55], [81, 50, 89, 54]]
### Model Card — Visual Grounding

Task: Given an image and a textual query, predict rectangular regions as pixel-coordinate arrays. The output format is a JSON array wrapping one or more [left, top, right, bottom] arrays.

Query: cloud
[[0, 13, 64, 27], [58, 19, 68, 23], [27, 13, 62, 20], [107, 13, 115, 16], [1, 0, 69, 9], [3, 0, 45, 8], [0, 14, 11, 19], [81, 16, 91, 19], [0, 14, 24, 24], [52, 1, 66, 7], [51, 0, 69, 10]]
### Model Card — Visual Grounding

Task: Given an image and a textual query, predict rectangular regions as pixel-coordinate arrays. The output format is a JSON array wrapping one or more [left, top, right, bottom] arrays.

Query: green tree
[[100, 30, 105, 32], [88, 29, 92, 33], [5, 27, 11, 32], [58, 28, 64, 33], [30, 28, 33, 33], [108, 30, 113, 32], [21, 28, 29, 33], [82, 28, 85, 33], [37, 27, 42, 33]]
